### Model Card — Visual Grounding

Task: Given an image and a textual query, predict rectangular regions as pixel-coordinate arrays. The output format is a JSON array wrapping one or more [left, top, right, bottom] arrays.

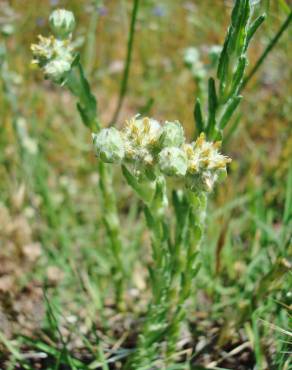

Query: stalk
[[241, 10, 292, 90], [110, 0, 140, 125]]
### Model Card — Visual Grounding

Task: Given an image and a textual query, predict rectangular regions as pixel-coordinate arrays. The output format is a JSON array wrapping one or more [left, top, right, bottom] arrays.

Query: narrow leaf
[[245, 14, 266, 50], [194, 98, 205, 134], [228, 56, 247, 98], [144, 206, 156, 232], [76, 102, 90, 129], [121, 165, 153, 203], [77, 62, 98, 124], [217, 30, 231, 82], [206, 77, 217, 137], [231, 0, 242, 28]]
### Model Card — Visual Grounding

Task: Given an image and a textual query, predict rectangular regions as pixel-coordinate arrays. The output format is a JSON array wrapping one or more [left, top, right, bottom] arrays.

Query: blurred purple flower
[[97, 6, 108, 16], [36, 17, 46, 27], [50, 0, 60, 6], [152, 5, 166, 17]]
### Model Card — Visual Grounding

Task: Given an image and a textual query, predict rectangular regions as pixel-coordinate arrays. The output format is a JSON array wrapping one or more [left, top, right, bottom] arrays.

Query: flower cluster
[[31, 9, 75, 83], [93, 116, 231, 192]]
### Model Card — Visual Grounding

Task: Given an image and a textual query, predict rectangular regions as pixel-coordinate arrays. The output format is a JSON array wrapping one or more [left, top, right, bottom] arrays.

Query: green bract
[[159, 121, 185, 148], [49, 9, 76, 39], [93, 128, 125, 164], [44, 59, 71, 82], [158, 147, 188, 177]]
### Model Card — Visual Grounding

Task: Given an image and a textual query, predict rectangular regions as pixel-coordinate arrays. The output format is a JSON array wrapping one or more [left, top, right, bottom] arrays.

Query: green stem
[[129, 208, 171, 369], [110, 0, 140, 125], [241, 11, 292, 91], [98, 161, 126, 307]]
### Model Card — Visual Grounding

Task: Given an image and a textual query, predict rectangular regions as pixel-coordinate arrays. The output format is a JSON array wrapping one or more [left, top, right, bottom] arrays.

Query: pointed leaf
[[245, 14, 266, 50], [229, 56, 247, 98], [194, 98, 205, 135], [206, 77, 217, 138]]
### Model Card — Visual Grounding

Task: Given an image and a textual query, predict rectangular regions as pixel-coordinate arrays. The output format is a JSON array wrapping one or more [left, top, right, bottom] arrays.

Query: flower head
[[122, 116, 161, 167], [184, 133, 231, 192], [93, 128, 125, 164], [43, 59, 71, 82], [159, 121, 185, 148], [49, 9, 75, 39], [31, 11, 75, 83], [158, 147, 188, 177]]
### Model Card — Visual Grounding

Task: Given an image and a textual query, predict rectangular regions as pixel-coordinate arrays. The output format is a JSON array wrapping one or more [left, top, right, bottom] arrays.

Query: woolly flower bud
[[122, 116, 162, 168], [184, 133, 231, 192], [158, 147, 187, 177], [93, 128, 125, 164], [159, 121, 185, 148], [49, 9, 75, 39], [31, 35, 74, 82], [123, 116, 161, 148], [44, 59, 71, 82]]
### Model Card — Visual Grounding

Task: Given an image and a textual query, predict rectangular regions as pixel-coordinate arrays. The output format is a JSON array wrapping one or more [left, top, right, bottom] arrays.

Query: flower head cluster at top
[[93, 116, 231, 193], [31, 9, 75, 82]]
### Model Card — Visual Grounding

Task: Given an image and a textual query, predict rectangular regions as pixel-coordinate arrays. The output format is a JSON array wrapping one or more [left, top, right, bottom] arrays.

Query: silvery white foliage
[[158, 147, 188, 177], [159, 121, 185, 148], [93, 128, 125, 164], [49, 9, 76, 39]]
